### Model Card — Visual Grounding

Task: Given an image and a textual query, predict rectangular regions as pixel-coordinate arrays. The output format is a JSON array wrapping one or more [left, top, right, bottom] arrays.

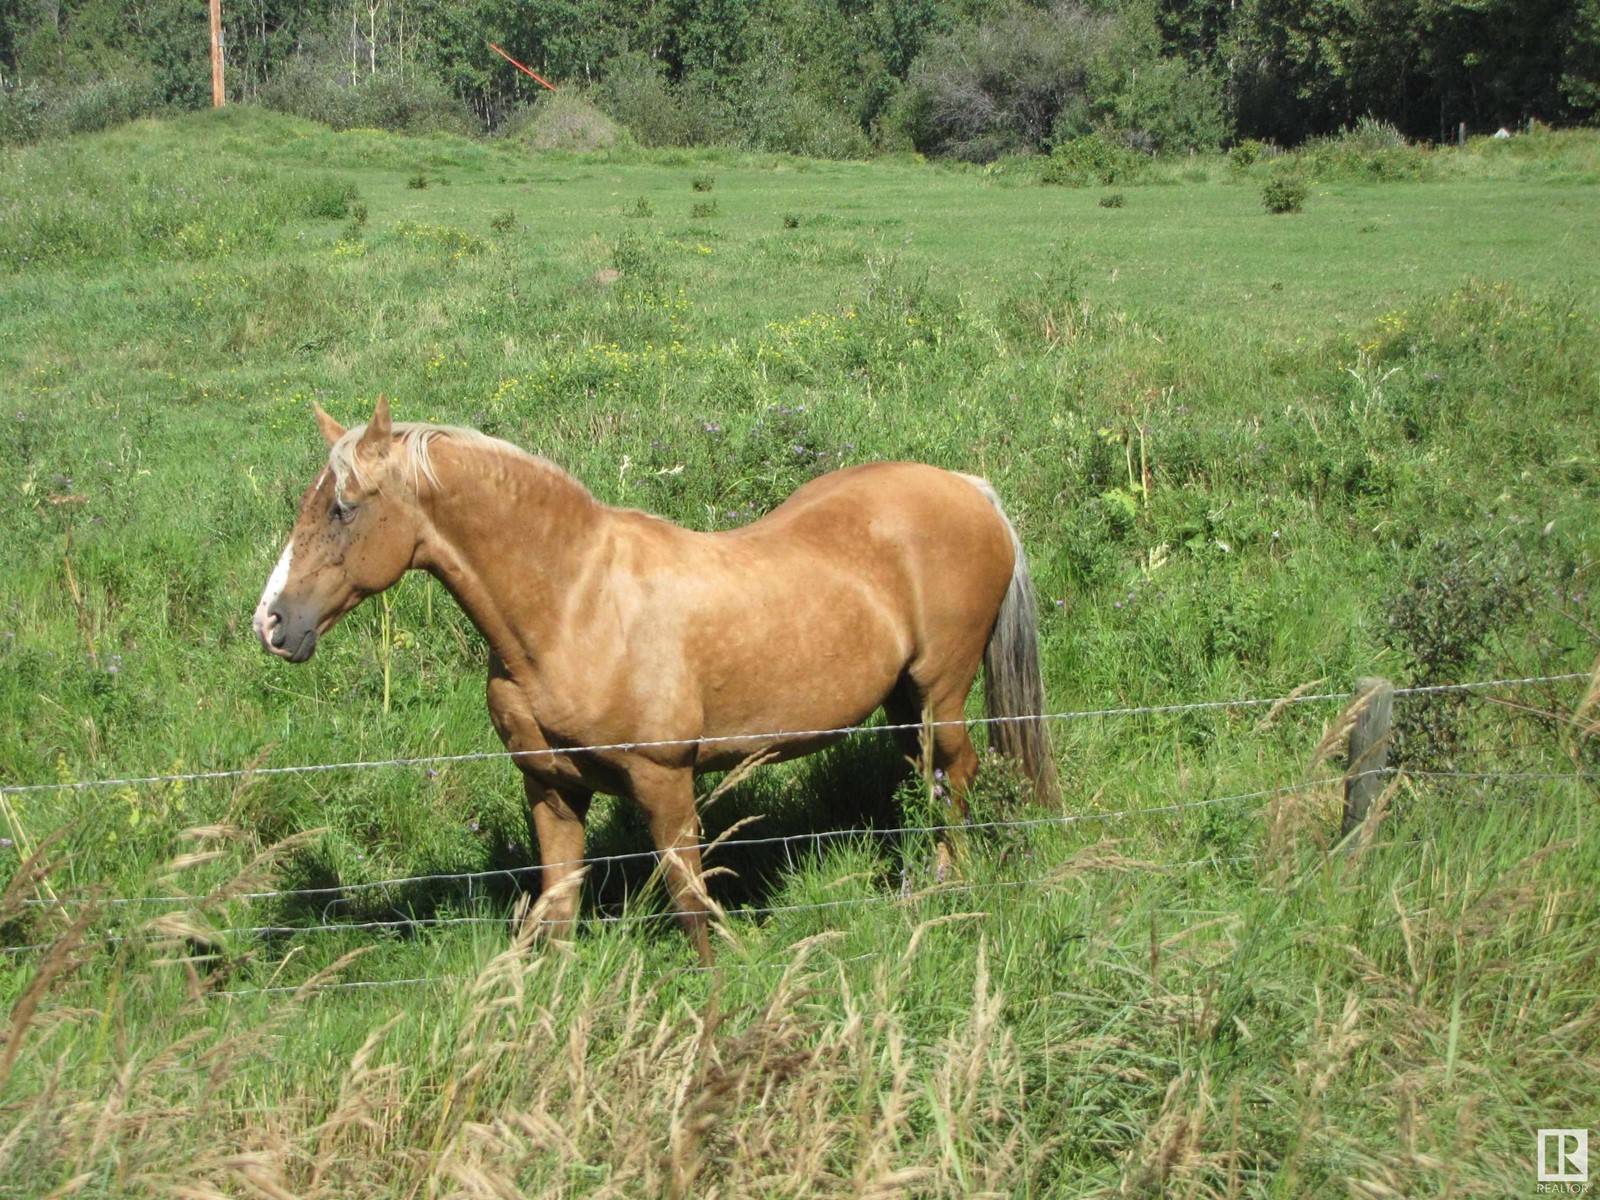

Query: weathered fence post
[[1341, 676, 1394, 842]]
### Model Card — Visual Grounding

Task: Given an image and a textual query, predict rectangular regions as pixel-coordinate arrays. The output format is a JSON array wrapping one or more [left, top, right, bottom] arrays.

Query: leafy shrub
[[690, 200, 718, 219], [899, 4, 1111, 161], [1099, 193, 1125, 208], [0, 81, 50, 147], [1299, 119, 1433, 181], [1382, 531, 1544, 769], [299, 177, 359, 219], [0, 77, 164, 147], [1229, 138, 1269, 167], [692, 174, 715, 193], [722, 53, 873, 159], [629, 196, 654, 218], [406, 172, 428, 190], [490, 209, 518, 235], [62, 77, 164, 136], [1262, 174, 1307, 213], [609, 228, 669, 298], [1337, 115, 1409, 152], [1042, 134, 1144, 186], [259, 64, 474, 136], [1096, 57, 1227, 154], [595, 53, 725, 148]]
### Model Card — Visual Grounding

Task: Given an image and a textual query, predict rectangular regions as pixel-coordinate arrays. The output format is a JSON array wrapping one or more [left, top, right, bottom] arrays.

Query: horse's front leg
[[522, 774, 593, 939], [630, 763, 713, 966]]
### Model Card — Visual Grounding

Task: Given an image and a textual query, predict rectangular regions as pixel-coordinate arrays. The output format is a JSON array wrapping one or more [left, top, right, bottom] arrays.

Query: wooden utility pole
[[209, 0, 225, 107]]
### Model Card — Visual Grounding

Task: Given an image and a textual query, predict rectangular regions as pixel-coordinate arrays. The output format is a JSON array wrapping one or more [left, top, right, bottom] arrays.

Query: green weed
[[1262, 173, 1307, 213]]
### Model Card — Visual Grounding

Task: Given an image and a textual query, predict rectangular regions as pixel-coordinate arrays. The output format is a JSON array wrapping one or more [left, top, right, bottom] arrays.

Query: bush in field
[[0, 77, 165, 147], [898, 4, 1112, 161], [1262, 173, 1308, 213], [1042, 133, 1144, 186], [1383, 530, 1544, 769], [501, 92, 624, 152], [59, 77, 164, 136], [595, 53, 725, 148], [897, 2, 1224, 162], [1300, 118, 1433, 181], [1229, 137, 1273, 167], [0, 81, 50, 146], [259, 62, 473, 135], [723, 51, 873, 159], [1091, 56, 1228, 155]]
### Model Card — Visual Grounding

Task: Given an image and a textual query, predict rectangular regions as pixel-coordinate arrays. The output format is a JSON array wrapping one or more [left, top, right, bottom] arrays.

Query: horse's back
[[749, 461, 1009, 550], [750, 461, 1015, 601]]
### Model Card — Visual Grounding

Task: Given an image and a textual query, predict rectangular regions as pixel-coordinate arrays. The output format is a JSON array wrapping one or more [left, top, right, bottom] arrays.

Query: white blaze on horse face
[[253, 540, 295, 647]]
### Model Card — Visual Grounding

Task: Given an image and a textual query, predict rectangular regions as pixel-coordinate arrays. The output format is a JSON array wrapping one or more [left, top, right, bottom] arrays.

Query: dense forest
[[2, 0, 1597, 154]]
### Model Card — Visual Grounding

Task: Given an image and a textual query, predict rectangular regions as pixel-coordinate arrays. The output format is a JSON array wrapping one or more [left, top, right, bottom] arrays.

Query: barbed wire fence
[[1, 671, 1594, 996]]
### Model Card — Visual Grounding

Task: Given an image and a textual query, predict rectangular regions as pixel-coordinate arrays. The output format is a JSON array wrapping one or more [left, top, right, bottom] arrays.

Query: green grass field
[[1, 108, 1598, 1196]]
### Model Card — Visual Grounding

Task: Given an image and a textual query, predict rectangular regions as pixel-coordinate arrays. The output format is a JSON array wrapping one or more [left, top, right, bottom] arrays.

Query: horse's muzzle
[[256, 609, 319, 663]]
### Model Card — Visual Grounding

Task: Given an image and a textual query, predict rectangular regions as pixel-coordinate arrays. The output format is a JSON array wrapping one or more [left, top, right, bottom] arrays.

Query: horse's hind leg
[[887, 672, 982, 819], [523, 775, 592, 938]]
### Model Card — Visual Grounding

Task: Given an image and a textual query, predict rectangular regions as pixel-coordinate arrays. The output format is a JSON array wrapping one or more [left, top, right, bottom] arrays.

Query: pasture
[[2, 108, 1599, 1196]]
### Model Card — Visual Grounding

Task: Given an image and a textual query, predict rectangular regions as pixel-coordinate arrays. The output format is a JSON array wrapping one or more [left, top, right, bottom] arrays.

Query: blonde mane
[[329, 421, 551, 493]]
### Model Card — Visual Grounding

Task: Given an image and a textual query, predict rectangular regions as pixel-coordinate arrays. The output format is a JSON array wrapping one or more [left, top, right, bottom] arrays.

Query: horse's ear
[[314, 403, 346, 447], [356, 395, 393, 458]]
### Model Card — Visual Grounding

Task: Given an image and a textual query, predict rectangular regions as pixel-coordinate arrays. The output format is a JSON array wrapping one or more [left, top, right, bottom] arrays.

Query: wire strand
[[14, 777, 1346, 915], [4, 762, 1586, 959], [0, 672, 1586, 801]]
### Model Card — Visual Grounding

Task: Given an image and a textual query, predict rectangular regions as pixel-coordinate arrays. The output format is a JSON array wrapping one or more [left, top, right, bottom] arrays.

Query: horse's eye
[[332, 499, 356, 524]]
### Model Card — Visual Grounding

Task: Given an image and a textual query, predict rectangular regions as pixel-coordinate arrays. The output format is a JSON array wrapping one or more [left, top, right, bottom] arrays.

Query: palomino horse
[[254, 398, 1057, 962]]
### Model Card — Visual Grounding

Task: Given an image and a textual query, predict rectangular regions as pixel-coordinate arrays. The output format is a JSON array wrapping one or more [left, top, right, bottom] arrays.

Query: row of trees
[[2, 0, 1597, 153]]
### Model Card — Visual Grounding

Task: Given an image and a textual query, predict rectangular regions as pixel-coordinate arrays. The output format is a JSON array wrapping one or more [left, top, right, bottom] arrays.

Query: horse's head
[[253, 397, 421, 662]]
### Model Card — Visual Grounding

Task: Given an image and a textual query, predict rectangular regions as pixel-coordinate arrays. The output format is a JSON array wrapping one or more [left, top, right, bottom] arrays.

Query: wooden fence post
[[1342, 676, 1394, 841]]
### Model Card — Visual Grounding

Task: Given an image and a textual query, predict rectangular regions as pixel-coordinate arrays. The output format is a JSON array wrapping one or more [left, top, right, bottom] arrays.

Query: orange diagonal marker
[[488, 43, 556, 91]]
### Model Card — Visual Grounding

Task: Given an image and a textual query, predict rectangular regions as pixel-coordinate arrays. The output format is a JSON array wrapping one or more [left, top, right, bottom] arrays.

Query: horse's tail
[[962, 475, 1061, 806]]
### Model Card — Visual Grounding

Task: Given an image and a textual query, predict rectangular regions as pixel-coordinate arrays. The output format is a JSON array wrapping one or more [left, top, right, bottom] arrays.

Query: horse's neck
[[417, 440, 605, 670]]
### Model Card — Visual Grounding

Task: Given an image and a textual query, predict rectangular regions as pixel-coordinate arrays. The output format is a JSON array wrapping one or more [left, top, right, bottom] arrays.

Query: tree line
[[2, 0, 1596, 153]]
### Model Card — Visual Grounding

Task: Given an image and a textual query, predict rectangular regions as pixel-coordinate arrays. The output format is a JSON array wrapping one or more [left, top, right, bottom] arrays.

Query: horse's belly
[[691, 589, 910, 754]]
